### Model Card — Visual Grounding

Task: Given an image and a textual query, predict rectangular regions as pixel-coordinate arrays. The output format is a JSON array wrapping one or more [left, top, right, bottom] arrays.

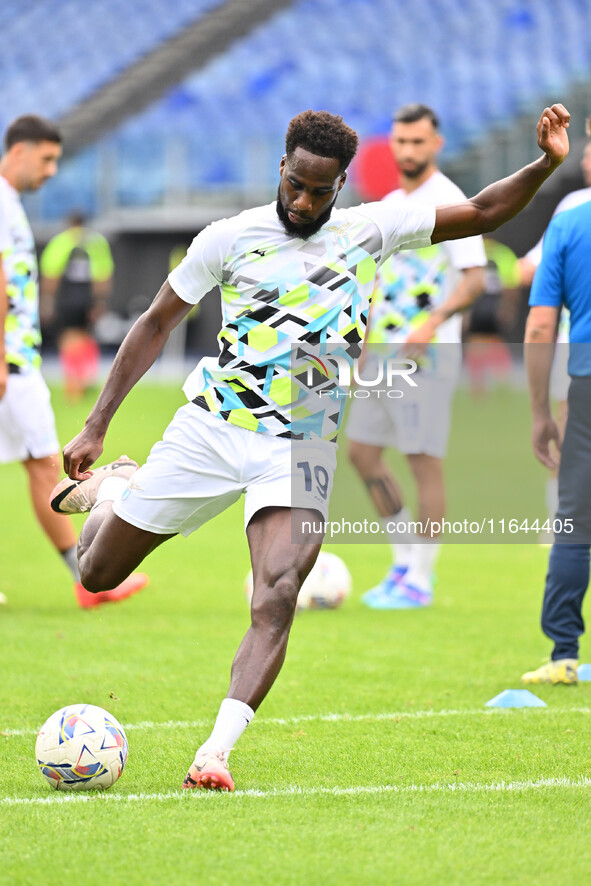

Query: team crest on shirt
[[325, 223, 352, 249]]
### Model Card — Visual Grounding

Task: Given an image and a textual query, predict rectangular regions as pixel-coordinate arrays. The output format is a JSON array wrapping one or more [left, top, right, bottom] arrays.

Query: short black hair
[[285, 110, 359, 173], [4, 115, 62, 152], [393, 103, 440, 130]]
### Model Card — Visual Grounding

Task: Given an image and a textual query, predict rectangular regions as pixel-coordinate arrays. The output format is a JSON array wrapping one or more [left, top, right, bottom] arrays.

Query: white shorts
[[0, 370, 60, 463], [113, 403, 337, 536], [345, 374, 457, 458]]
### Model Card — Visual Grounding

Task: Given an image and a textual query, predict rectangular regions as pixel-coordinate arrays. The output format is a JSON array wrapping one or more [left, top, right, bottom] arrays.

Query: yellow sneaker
[[521, 659, 578, 685]]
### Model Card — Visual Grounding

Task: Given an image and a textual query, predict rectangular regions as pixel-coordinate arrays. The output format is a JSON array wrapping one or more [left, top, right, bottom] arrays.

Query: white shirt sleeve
[[354, 199, 436, 260], [0, 185, 12, 255], [168, 218, 234, 305]]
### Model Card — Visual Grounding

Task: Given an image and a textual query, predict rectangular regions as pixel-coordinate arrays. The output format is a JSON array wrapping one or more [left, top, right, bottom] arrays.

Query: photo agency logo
[[304, 350, 419, 399], [287, 344, 421, 442]]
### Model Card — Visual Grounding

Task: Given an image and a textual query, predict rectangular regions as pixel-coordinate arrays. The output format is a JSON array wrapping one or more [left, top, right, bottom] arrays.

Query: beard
[[275, 187, 337, 239], [400, 159, 430, 180]]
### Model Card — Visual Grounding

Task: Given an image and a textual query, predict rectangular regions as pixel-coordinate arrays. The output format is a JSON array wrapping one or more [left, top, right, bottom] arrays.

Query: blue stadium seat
[[0, 0, 225, 135]]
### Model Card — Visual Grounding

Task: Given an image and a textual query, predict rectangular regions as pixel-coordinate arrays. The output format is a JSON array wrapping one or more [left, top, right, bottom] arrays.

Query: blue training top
[[530, 200, 591, 377]]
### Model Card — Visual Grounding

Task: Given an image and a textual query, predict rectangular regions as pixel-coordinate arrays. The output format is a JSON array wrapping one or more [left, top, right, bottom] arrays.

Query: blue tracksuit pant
[[542, 377, 591, 659]]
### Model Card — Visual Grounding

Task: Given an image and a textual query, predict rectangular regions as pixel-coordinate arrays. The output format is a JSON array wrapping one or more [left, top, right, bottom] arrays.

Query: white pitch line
[[2, 775, 591, 808], [3, 706, 591, 739]]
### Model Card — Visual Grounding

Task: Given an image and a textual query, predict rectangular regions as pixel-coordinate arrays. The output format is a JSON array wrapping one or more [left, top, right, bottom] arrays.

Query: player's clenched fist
[[537, 103, 570, 165]]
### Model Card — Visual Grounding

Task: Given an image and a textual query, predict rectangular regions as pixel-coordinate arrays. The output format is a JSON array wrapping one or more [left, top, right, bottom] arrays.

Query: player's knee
[[78, 551, 117, 593], [78, 572, 105, 593], [78, 564, 107, 593], [24, 453, 61, 485], [348, 440, 370, 473], [251, 572, 299, 628]]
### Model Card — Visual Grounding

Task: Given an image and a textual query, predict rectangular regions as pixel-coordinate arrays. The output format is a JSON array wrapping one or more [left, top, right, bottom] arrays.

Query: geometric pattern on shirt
[[193, 216, 383, 440], [2, 194, 41, 372]]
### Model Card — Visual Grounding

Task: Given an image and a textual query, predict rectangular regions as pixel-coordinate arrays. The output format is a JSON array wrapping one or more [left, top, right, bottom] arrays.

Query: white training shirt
[[169, 199, 435, 439], [0, 175, 41, 372]]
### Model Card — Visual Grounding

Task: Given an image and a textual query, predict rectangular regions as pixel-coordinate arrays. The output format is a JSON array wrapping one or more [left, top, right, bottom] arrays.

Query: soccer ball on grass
[[35, 703, 128, 791], [244, 550, 352, 611]]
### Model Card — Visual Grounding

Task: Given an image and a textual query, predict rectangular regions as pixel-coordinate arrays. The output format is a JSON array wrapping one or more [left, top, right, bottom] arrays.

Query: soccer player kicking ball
[[51, 105, 570, 791]]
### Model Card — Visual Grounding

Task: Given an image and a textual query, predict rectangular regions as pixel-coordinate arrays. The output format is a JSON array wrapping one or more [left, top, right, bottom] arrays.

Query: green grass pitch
[[1, 382, 590, 885]]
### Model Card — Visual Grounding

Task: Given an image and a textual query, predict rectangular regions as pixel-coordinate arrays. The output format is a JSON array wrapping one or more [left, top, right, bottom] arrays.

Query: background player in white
[[346, 104, 486, 608], [49, 105, 570, 791], [0, 114, 147, 609], [518, 118, 591, 536]]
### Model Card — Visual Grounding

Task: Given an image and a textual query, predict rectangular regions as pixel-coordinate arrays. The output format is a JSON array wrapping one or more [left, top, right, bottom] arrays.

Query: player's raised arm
[[431, 104, 570, 244], [63, 280, 192, 479]]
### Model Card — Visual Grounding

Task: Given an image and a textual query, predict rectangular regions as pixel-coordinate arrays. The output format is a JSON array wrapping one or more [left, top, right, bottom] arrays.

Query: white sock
[[405, 541, 440, 591], [196, 698, 255, 762], [546, 476, 558, 520], [60, 544, 80, 582], [381, 508, 416, 568], [92, 476, 129, 508]]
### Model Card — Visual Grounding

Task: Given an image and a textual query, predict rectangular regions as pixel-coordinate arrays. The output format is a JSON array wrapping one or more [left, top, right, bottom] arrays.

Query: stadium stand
[[2, 0, 590, 218], [0, 0, 224, 131]]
